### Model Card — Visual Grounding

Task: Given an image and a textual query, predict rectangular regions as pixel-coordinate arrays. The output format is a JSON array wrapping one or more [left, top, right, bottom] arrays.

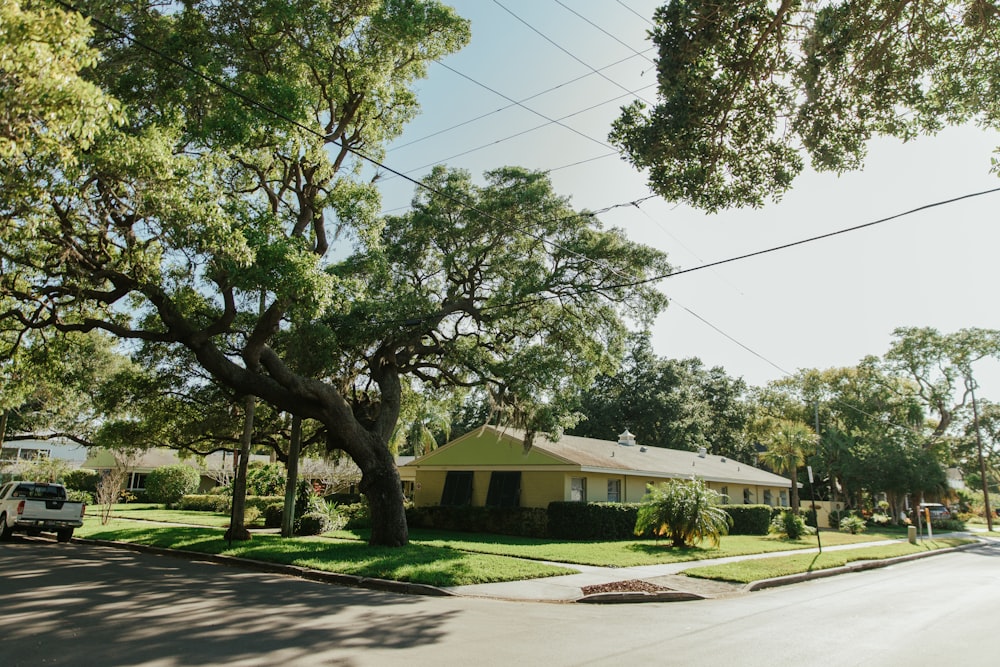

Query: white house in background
[[83, 448, 271, 494], [1, 437, 89, 466]]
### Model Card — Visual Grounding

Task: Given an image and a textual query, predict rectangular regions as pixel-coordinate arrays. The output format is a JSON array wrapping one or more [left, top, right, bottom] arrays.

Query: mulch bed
[[581, 579, 671, 595]]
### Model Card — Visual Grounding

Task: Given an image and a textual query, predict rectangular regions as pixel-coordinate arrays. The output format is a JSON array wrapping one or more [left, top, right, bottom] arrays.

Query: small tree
[[246, 462, 286, 496], [145, 465, 200, 505], [635, 478, 732, 548], [95, 449, 140, 525]]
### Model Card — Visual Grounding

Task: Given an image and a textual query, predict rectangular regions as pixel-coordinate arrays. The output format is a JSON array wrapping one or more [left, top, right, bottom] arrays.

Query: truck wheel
[[0, 514, 12, 540], [56, 528, 74, 543]]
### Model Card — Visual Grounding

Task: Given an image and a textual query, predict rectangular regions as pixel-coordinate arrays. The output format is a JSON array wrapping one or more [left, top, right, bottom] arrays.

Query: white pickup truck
[[0, 481, 86, 542]]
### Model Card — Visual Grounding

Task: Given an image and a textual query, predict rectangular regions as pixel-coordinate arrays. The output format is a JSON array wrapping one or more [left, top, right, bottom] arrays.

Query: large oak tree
[[0, 1, 669, 546]]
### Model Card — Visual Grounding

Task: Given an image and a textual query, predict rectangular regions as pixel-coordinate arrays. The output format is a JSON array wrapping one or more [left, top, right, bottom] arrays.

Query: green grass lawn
[[77, 506, 969, 587], [86, 504, 236, 527], [77, 519, 575, 587], [680, 538, 973, 584], [390, 527, 912, 567]]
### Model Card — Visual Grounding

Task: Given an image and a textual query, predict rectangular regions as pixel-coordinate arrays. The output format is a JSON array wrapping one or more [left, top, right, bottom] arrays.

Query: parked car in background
[[918, 502, 951, 522], [0, 481, 86, 542]]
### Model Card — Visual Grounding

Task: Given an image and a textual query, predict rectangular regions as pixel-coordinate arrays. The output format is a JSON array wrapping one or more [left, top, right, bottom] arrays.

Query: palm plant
[[634, 478, 731, 548], [759, 419, 818, 511]]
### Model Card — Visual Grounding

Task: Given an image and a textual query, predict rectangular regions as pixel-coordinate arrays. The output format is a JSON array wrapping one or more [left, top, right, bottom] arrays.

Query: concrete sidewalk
[[442, 537, 986, 603]]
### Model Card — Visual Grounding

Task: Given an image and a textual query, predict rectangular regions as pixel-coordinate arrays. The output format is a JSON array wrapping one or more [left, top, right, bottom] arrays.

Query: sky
[[370, 0, 1000, 397]]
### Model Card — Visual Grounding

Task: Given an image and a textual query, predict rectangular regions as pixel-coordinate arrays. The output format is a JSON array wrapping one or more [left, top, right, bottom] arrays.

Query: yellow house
[[404, 425, 793, 508]]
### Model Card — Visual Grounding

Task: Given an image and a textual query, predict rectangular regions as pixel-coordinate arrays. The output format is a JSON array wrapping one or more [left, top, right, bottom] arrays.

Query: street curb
[[577, 590, 704, 604], [76, 537, 455, 598], [743, 540, 984, 592]]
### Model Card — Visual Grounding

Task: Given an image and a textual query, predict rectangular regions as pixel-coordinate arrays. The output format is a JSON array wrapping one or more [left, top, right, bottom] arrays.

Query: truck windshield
[[14, 484, 66, 500]]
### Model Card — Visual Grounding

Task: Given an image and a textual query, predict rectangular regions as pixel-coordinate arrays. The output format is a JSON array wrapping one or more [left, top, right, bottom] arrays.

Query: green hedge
[[720, 504, 772, 535], [547, 502, 639, 540], [177, 494, 283, 513], [407, 505, 549, 538]]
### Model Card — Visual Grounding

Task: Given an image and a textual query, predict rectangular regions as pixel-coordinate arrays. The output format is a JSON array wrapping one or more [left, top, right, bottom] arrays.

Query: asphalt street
[[1, 537, 997, 666]]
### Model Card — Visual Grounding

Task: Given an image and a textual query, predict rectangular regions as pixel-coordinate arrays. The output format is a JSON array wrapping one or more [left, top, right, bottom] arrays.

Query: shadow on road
[[1, 537, 460, 666]]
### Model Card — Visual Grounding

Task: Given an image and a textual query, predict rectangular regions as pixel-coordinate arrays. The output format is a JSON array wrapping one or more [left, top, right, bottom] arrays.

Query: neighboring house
[[1, 437, 89, 466], [403, 425, 793, 509], [83, 448, 270, 494]]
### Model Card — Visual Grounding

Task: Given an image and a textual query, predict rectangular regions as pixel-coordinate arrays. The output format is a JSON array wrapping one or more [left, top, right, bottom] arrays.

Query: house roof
[[406, 425, 792, 489], [82, 448, 269, 472]]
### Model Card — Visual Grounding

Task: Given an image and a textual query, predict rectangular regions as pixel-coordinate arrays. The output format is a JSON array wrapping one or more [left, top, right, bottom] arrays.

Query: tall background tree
[[569, 333, 754, 462], [611, 1, 1000, 211], [757, 418, 817, 511]]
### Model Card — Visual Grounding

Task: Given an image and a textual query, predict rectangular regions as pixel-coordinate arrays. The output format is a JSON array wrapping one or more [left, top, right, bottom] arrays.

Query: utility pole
[[970, 383, 994, 532], [812, 402, 822, 553]]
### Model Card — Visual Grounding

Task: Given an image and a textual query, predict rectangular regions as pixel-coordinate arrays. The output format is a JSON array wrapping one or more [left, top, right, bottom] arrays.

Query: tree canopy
[[612, 0, 1000, 211], [569, 333, 753, 462], [0, 1, 670, 546]]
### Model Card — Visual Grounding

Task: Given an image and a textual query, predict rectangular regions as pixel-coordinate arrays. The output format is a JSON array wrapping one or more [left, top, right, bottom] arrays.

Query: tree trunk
[[790, 465, 800, 512], [359, 444, 408, 547], [281, 415, 302, 538], [225, 395, 254, 542]]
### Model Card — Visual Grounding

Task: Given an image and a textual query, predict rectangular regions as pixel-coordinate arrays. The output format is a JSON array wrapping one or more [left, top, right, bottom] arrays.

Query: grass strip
[[86, 506, 234, 527], [76, 519, 574, 587], [680, 538, 973, 584], [393, 528, 913, 567]]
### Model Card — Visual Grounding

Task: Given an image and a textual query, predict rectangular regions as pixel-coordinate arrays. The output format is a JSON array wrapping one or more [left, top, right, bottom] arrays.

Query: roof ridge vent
[[617, 429, 636, 447], [698, 447, 707, 458]]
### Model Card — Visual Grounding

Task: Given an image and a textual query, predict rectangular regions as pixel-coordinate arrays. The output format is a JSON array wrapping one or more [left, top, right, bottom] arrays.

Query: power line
[[384, 85, 656, 181], [389, 49, 655, 153], [492, 0, 657, 107], [616, 0, 656, 27], [552, 0, 656, 65], [470, 185, 1000, 311], [56, 0, 642, 284]]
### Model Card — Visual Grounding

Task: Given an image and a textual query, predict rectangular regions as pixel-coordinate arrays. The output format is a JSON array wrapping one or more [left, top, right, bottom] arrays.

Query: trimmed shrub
[[722, 504, 772, 535], [243, 506, 261, 526], [408, 505, 549, 538], [770, 510, 811, 539], [338, 501, 371, 529], [63, 469, 100, 493], [145, 465, 200, 505], [932, 518, 966, 532], [839, 515, 867, 534], [295, 494, 346, 536], [177, 494, 230, 512], [246, 495, 284, 512], [263, 502, 284, 529], [547, 502, 639, 540], [829, 509, 863, 529], [66, 489, 94, 504], [326, 493, 362, 505]]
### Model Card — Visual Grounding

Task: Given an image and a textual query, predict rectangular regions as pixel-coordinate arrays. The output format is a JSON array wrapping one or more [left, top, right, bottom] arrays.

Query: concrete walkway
[[443, 535, 989, 603]]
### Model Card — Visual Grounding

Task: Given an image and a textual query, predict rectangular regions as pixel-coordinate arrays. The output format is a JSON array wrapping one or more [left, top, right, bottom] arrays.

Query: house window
[[607, 479, 621, 503], [764, 490, 773, 506], [486, 472, 521, 508], [720, 486, 729, 502], [440, 471, 474, 506], [570, 477, 587, 502], [780, 490, 788, 507], [128, 473, 148, 490], [743, 488, 752, 504]]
